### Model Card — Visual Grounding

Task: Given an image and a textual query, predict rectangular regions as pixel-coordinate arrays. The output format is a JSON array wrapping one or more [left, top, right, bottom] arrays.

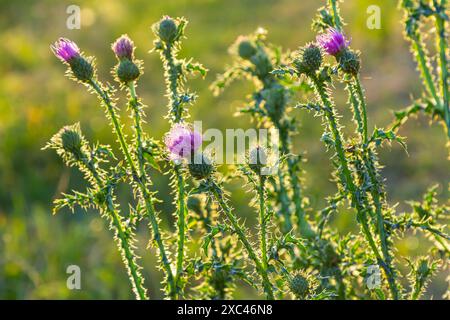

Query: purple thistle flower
[[112, 35, 134, 60], [316, 28, 350, 56], [164, 124, 202, 160], [51, 38, 80, 62]]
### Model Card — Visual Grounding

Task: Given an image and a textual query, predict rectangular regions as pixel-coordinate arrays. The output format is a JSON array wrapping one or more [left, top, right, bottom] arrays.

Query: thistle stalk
[[435, 4, 450, 137], [258, 176, 269, 272], [158, 36, 189, 295], [88, 79, 176, 298], [351, 74, 400, 299], [208, 179, 274, 299], [77, 145, 148, 300]]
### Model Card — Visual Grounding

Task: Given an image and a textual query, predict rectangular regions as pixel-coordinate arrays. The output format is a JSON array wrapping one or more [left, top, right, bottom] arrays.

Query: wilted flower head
[[164, 124, 202, 160], [51, 38, 80, 62], [316, 28, 350, 56], [112, 35, 134, 60]]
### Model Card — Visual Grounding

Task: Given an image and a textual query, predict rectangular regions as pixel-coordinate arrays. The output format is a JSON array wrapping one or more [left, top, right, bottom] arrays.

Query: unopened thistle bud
[[289, 273, 309, 299], [294, 44, 323, 75], [250, 51, 273, 78], [237, 37, 257, 60], [59, 124, 84, 159], [158, 16, 178, 43], [112, 35, 134, 61], [189, 153, 214, 180], [51, 38, 94, 82], [248, 146, 267, 176], [338, 49, 361, 75], [288, 271, 319, 300], [117, 59, 140, 83]]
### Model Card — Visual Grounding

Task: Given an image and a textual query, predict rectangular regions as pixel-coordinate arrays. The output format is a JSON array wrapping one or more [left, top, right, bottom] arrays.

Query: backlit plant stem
[[79, 154, 148, 300], [209, 180, 274, 299], [351, 76, 400, 300], [89, 79, 176, 298], [258, 176, 269, 272], [410, 34, 442, 111], [160, 41, 188, 295], [435, 6, 450, 137], [329, 0, 342, 31], [310, 74, 399, 299]]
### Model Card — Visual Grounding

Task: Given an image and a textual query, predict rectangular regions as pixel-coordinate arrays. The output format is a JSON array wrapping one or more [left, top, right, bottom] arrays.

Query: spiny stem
[[174, 165, 186, 293], [329, 0, 342, 31], [79, 156, 148, 300], [346, 80, 365, 138], [160, 40, 189, 296], [410, 34, 442, 110], [353, 76, 369, 145], [89, 79, 176, 298], [128, 82, 145, 176], [352, 75, 400, 299], [310, 74, 400, 299], [209, 181, 274, 299], [258, 176, 269, 271], [435, 7, 450, 137]]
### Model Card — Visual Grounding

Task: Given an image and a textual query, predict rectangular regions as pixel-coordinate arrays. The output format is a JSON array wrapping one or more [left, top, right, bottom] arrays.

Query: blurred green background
[[0, 0, 448, 299]]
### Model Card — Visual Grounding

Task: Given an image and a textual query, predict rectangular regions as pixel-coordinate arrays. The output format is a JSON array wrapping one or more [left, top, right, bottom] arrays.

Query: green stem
[[89, 79, 176, 298], [128, 82, 145, 176], [435, 9, 450, 137], [258, 176, 268, 271], [411, 34, 442, 110], [346, 80, 365, 140], [310, 74, 399, 299], [163, 43, 182, 123], [174, 165, 186, 294], [329, 0, 342, 31], [209, 181, 274, 299], [160, 41, 188, 296], [353, 76, 369, 145], [80, 157, 148, 300]]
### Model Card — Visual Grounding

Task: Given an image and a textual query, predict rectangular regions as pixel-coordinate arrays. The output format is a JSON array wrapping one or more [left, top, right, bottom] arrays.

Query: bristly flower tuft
[[164, 123, 202, 160], [112, 34, 135, 61], [51, 38, 80, 62], [316, 28, 350, 56]]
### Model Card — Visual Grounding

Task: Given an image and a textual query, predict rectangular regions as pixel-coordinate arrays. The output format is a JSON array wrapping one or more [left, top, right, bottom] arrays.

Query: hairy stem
[[310, 74, 399, 299], [89, 79, 176, 298], [79, 157, 148, 300], [435, 8, 450, 137], [209, 181, 274, 299], [258, 176, 269, 272], [329, 0, 342, 31]]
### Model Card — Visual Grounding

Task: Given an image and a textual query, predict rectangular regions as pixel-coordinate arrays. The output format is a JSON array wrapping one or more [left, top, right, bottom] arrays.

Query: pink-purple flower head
[[316, 28, 350, 57], [112, 35, 134, 60], [164, 124, 202, 161], [51, 38, 80, 63]]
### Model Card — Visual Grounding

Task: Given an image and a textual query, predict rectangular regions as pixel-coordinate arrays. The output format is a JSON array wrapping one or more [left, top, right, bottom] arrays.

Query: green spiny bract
[[116, 59, 141, 83], [338, 49, 361, 75], [157, 16, 179, 43], [69, 56, 94, 82], [288, 271, 319, 300], [294, 44, 323, 75], [188, 153, 214, 180]]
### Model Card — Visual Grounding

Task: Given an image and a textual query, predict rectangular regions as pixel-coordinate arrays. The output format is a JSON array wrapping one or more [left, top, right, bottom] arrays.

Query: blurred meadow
[[0, 0, 448, 299]]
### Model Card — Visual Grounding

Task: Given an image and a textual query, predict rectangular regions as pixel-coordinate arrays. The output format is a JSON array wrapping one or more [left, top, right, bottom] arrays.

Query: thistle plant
[[394, 0, 449, 140], [44, 1, 448, 301]]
